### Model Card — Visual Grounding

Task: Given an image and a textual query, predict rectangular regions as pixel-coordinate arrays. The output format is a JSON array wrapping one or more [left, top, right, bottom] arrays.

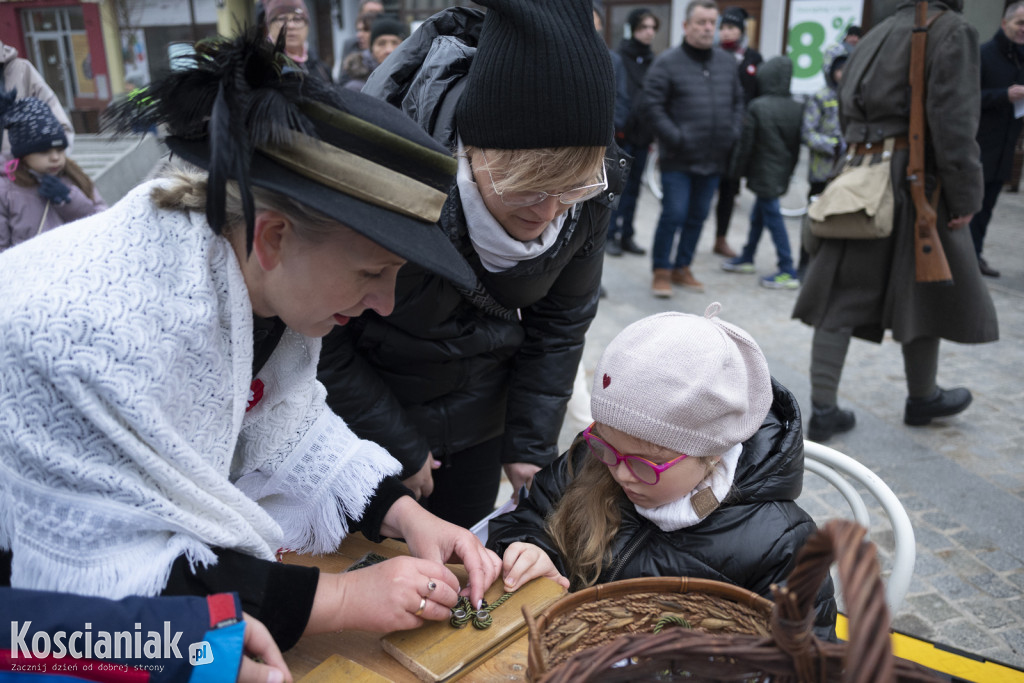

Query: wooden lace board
[[298, 654, 393, 682], [381, 576, 564, 682], [282, 536, 565, 682]]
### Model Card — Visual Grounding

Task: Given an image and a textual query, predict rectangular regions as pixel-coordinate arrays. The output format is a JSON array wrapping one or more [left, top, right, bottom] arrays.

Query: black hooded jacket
[[318, 8, 628, 475], [487, 378, 837, 635], [618, 37, 656, 146]]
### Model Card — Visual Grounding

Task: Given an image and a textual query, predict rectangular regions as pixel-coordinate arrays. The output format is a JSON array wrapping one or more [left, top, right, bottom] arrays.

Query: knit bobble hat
[[591, 304, 773, 458], [0, 90, 68, 159], [455, 0, 615, 149], [720, 6, 749, 33], [370, 16, 409, 47]]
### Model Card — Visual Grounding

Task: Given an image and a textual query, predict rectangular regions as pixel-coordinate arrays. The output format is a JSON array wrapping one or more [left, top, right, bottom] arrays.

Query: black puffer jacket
[[641, 42, 744, 175], [487, 379, 836, 635], [318, 8, 627, 475]]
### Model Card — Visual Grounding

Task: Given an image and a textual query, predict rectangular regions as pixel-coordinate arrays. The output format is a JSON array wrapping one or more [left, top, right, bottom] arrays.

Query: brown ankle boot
[[713, 237, 736, 258], [651, 268, 673, 298], [670, 267, 704, 292]]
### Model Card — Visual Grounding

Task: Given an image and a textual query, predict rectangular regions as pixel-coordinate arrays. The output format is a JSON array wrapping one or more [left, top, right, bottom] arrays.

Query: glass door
[[20, 6, 90, 109]]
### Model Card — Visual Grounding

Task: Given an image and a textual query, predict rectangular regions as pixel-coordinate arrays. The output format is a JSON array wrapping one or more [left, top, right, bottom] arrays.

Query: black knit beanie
[[370, 16, 409, 47], [720, 7, 749, 33], [0, 91, 68, 159], [455, 0, 614, 150]]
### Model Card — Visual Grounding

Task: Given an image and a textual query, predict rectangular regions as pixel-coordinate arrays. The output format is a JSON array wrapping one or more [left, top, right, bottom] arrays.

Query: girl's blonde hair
[[546, 435, 720, 590], [150, 166, 343, 242], [13, 157, 95, 200], [466, 145, 606, 195]]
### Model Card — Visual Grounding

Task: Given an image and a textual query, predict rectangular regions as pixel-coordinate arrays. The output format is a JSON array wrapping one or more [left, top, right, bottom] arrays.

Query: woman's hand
[[238, 613, 292, 683], [381, 497, 502, 609], [502, 462, 541, 504], [307, 556, 463, 633], [402, 452, 439, 499], [500, 542, 570, 592]]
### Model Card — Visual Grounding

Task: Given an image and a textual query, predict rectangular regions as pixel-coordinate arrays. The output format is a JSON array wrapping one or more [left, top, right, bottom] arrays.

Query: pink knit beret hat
[[590, 304, 773, 457]]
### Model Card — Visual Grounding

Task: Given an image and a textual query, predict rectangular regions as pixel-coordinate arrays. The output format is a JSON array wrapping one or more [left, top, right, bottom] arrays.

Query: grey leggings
[[811, 328, 939, 406]]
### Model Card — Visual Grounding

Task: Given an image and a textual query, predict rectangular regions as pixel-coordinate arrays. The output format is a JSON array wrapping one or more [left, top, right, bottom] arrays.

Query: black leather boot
[[621, 236, 646, 255], [904, 386, 972, 426], [605, 235, 623, 256], [808, 403, 856, 442]]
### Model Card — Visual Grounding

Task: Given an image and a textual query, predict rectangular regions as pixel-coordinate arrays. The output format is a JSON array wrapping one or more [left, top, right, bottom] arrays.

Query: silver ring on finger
[[427, 580, 437, 594], [414, 596, 427, 617]]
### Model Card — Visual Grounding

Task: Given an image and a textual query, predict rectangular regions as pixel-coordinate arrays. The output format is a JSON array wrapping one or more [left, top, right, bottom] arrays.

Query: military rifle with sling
[[907, 0, 952, 284]]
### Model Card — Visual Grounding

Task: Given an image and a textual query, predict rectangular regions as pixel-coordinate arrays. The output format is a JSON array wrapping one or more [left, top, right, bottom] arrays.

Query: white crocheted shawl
[[0, 181, 401, 598]]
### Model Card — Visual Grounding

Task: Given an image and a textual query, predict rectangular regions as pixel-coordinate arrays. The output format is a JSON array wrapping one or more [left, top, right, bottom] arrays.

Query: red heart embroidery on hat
[[603, 374, 611, 388]]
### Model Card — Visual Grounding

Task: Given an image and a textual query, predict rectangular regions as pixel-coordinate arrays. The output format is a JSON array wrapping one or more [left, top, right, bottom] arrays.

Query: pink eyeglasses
[[582, 423, 689, 485]]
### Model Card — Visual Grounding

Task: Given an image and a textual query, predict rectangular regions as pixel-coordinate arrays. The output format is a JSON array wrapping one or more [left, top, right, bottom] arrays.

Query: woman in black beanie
[[319, 0, 629, 528]]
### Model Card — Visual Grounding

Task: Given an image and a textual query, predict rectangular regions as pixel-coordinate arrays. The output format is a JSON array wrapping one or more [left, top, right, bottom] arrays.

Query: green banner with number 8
[[786, 0, 862, 96]]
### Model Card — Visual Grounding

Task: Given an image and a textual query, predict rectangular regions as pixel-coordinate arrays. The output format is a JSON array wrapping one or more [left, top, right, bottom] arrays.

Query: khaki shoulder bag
[[807, 137, 896, 240]]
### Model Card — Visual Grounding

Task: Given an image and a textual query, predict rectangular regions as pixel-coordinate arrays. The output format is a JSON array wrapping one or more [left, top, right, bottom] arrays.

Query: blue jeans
[[651, 172, 720, 270], [609, 142, 649, 243], [738, 196, 795, 275]]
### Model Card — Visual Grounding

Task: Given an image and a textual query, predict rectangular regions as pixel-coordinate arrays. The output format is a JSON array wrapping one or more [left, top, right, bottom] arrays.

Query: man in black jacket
[[643, 0, 744, 296], [969, 1, 1024, 279]]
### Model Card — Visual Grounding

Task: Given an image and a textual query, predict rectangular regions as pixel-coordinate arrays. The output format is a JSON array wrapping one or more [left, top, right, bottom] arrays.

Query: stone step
[[72, 133, 167, 204]]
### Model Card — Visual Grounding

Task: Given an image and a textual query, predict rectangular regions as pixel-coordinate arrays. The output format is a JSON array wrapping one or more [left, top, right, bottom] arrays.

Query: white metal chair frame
[[803, 440, 916, 613]]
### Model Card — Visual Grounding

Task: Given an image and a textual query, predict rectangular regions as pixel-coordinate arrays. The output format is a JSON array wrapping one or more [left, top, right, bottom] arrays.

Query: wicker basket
[[524, 575, 774, 676], [526, 520, 944, 683]]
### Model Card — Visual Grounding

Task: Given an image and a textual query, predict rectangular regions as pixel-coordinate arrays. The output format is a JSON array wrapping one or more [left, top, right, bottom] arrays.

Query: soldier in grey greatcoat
[[792, 0, 999, 441]]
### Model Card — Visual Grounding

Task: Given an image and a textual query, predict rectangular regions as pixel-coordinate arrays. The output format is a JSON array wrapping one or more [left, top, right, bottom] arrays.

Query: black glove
[[37, 174, 71, 205]]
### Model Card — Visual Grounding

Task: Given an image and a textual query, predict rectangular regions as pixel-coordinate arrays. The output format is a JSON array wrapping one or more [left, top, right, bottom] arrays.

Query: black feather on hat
[[103, 27, 474, 288]]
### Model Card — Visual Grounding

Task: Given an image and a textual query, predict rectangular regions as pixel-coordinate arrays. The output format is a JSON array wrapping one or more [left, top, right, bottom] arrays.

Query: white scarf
[[634, 443, 743, 532], [457, 138, 568, 273]]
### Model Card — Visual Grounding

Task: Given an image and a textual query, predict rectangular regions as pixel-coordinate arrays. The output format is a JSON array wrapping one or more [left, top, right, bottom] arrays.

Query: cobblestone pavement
[[568, 157, 1024, 672]]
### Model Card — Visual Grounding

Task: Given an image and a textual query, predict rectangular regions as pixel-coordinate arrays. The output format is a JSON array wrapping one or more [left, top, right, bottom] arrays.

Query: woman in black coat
[[318, 1, 628, 528]]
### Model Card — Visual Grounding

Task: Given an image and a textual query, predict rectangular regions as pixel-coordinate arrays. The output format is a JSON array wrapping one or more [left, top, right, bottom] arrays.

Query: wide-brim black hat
[[106, 29, 474, 289]]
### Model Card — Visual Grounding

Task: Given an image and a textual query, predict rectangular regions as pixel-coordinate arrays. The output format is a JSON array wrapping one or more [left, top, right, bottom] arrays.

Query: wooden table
[[281, 535, 562, 682]]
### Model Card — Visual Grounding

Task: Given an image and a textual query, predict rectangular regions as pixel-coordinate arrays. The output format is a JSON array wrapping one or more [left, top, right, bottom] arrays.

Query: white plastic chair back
[[803, 439, 915, 613]]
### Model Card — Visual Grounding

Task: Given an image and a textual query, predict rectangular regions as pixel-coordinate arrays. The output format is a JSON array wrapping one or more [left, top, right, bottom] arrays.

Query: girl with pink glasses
[[487, 305, 836, 637]]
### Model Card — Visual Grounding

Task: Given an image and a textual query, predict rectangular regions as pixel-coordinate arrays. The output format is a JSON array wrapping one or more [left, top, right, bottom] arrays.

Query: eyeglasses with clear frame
[[582, 423, 689, 485], [480, 150, 608, 208], [269, 13, 309, 27]]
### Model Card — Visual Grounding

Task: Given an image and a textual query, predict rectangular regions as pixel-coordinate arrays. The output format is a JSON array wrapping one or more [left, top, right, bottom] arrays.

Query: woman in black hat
[[320, 0, 628, 529], [0, 29, 500, 652]]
